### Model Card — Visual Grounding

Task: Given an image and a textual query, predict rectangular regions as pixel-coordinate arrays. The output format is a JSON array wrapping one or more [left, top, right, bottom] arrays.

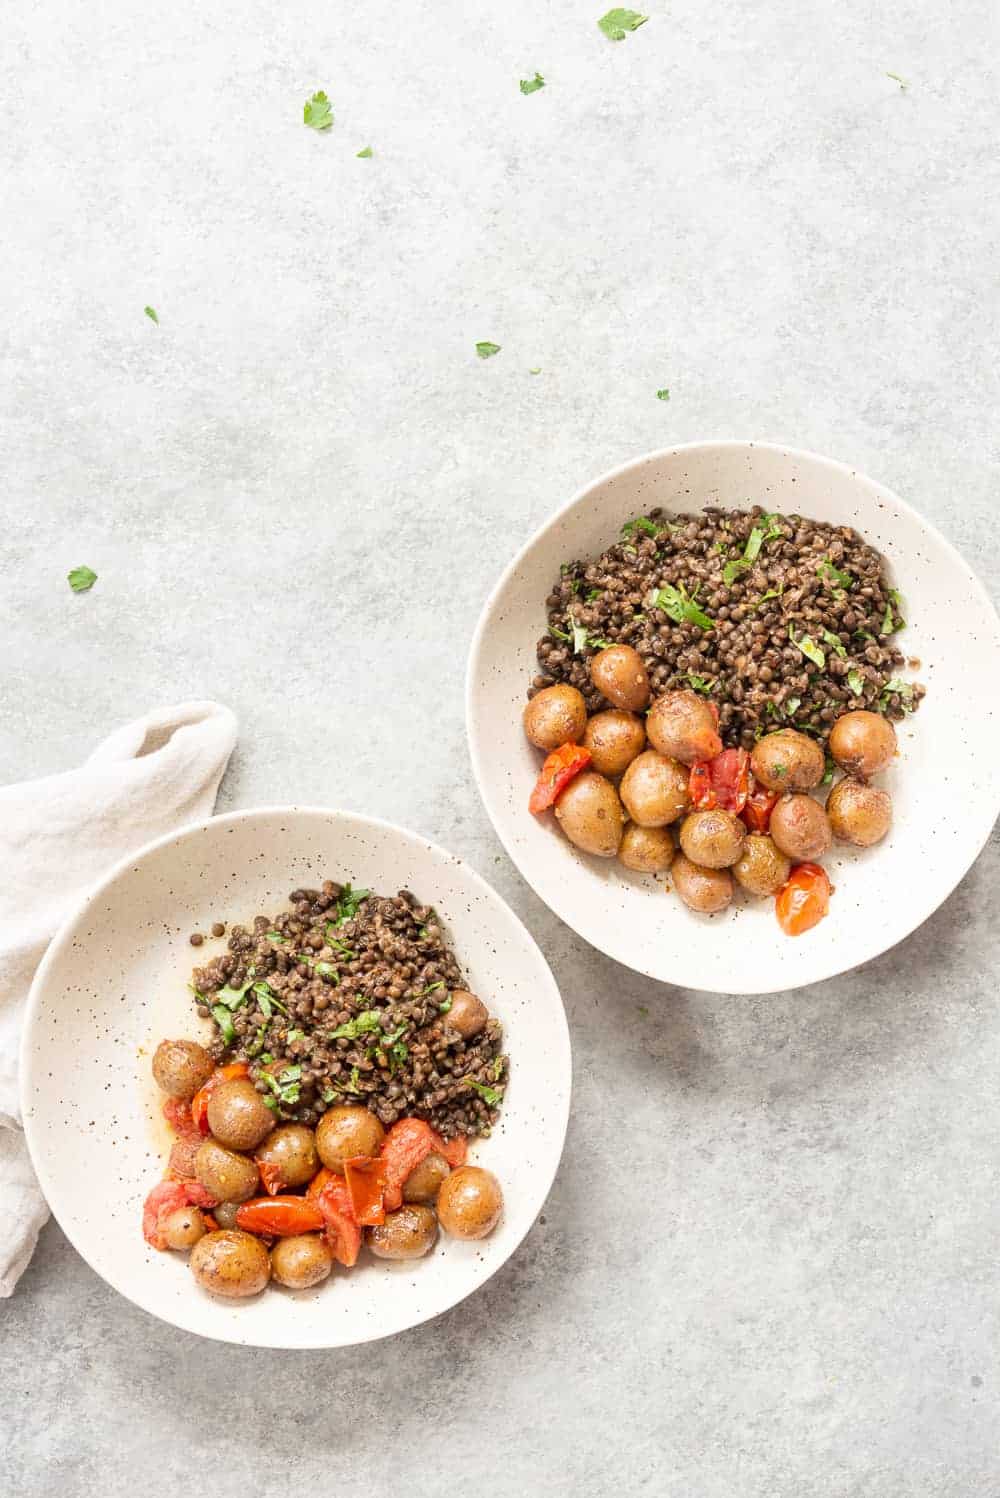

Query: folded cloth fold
[[0, 701, 237, 1295]]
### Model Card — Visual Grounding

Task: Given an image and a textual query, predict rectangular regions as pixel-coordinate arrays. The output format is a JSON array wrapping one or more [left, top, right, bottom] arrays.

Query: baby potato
[[195, 1139, 260, 1203], [403, 1151, 452, 1204], [769, 794, 833, 861], [732, 835, 791, 896], [168, 1134, 201, 1180], [212, 1200, 241, 1230], [444, 989, 489, 1040], [523, 684, 588, 751], [750, 730, 825, 792], [270, 1233, 334, 1290], [619, 750, 689, 827], [618, 822, 676, 874], [368, 1205, 439, 1260], [316, 1106, 386, 1174], [583, 710, 646, 777], [190, 1229, 270, 1299], [679, 809, 746, 869], [436, 1167, 503, 1240], [161, 1206, 206, 1251], [255, 1124, 319, 1192], [554, 771, 625, 857], [827, 777, 892, 847], [646, 691, 723, 766], [589, 645, 651, 712], [206, 1079, 275, 1152], [828, 710, 897, 779], [671, 854, 734, 914], [152, 1039, 214, 1101]]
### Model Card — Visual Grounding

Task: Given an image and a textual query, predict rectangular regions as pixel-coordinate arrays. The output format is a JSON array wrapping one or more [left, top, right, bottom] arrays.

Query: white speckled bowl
[[20, 807, 571, 1347], [467, 441, 1000, 994]]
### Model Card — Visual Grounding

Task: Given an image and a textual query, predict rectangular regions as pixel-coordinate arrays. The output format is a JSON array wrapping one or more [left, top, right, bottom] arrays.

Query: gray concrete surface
[[3, 0, 1000, 1492]]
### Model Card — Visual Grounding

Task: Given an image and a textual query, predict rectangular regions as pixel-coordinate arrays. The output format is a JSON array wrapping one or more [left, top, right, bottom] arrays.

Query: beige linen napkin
[[0, 701, 237, 1294]]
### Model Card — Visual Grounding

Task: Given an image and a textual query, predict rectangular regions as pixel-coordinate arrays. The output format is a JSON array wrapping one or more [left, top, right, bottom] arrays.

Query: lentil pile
[[190, 881, 507, 1140], [531, 505, 924, 749]]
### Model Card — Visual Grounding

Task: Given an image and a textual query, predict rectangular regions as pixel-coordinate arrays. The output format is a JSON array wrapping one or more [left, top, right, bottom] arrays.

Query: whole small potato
[[671, 854, 733, 914], [194, 1138, 260, 1203], [168, 1134, 201, 1180], [212, 1200, 241, 1230], [827, 777, 892, 847], [646, 691, 723, 765], [444, 989, 489, 1040], [152, 1039, 214, 1101], [750, 730, 825, 792], [270, 1233, 334, 1290], [554, 771, 624, 857], [403, 1151, 451, 1204], [369, 1205, 439, 1260], [619, 750, 689, 828], [206, 1079, 275, 1152], [618, 822, 675, 874], [190, 1229, 270, 1299], [769, 794, 833, 861], [436, 1167, 503, 1240], [589, 645, 651, 712], [255, 1124, 319, 1192], [316, 1106, 386, 1174], [679, 809, 746, 869], [583, 710, 646, 777], [161, 1206, 206, 1251], [523, 684, 587, 751], [829, 710, 897, 779], [732, 835, 791, 896]]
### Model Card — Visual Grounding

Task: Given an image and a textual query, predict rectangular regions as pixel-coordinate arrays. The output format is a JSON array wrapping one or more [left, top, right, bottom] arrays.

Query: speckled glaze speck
[[467, 441, 1000, 994], [19, 807, 571, 1348]]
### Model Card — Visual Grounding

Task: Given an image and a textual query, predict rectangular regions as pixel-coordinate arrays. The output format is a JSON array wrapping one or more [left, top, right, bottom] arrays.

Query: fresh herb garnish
[[885, 71, 909, 89], [356, 145, 373, 158], [684, 673, 715, 695], [880, 588, 905, 636], [783, 696, 801, 717], [265, 930, 288, 943], [519, 72, 545, 94], [211, 1005, 236, 1045], [529, 367, 542, 375], [492, 1057, 504, 1080], [390, 1041, 408, 1065], [263, 1064, 302, 1107], [598, 7, 648, 40], [771, 763, 788, 777], [847, 668, 866, 696], [548, 624, 571, 643], [349, 1065, 361, 1090], [321, 1086, 340, 1103], [419, 981, 445, 996], [68, 566, 97, 593], [821, 628, 847, 659], [722, 557, 751, 586], [286, 1029, 305, 1044], [476, 341, 501, 359], [303, 91, 333, 130], [214, 977, 254, 1010], [585, 588, 602, 602], [335, 884, 370, 926], [143, 306, 158, 325], [622, 516, 659, 538], [753, 588, 782, 609], [651, 583, 714, 631], [260, 1051, 273, 1064], [818, 558, 854, 590], [656, 388, 670, 401], [789, 626, 825, 669], [438, 992, 453, 1013], [328, 1010, 385, 1041], [253, 980, 287, 1017], [464, 1078, 504, 1106], [880, 677, 916, 712], [821, 754, 836, 786]]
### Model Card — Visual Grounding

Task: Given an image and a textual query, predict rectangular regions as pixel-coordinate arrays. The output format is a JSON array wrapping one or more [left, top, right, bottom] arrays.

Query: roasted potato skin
[[152, 1039, 214, 1101], [646, 691, 723, 766], [212, 1200, 241, 1230], [206, 1079, 275, 1152], [523, 685, 588, 751], [436, 1167, 503, 1240], [190, 1229, 271, 1298], [315, 1106, 386, 1174], [750, 730, 825, 793], [402, 1152, 451, 1204], [826, 777, 892, 846], [444, 990, 489, 1040], [769, 794, 833, 861], [617, 822, 676, 873], [162, 1206, 207, 1251], [553, 771, 625, 857], [732, 835, 791, 896], [368, 1205, 439, 1260], [589, 645, 651, 712], [671, 854, 733, 914], [678, 809, 746, 869], [270, 1234, 334, 1290], [619, 750, 689, 828], [583, 710, 647, 777], [194, 1138, 260, 1203], [828, 710, 897, 779], [255, 1125, 320, 1192]]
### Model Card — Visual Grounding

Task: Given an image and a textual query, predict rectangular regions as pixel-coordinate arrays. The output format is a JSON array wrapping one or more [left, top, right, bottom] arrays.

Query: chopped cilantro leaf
[[68, 566, 97, 593], [598, 7, 648, 40], [783, 697, 801, 718], [847, 668, 865, 696], [651, 583, 714, 631], [476, 341, 501, 359], [885, 71, 909, 89], [211, 1005, 236, 1045], [656, 388, 670, 401], [880, 677, 916, 712], [723, 557, 751, 586], [821, 628, 847, 659], [684, 673, 715, 695], [789, 626, 825, 669], [529, 366, 542, 375], [303, 91, 333, 130], [328, 1011, 384, 1041], [818, 558, 854, 590], [520, 72, 545, 94], [144, 306, 158, 325], [465, 1078, 504, 1106], [356, 145, 373, 157], [622, 516, 659, 538]]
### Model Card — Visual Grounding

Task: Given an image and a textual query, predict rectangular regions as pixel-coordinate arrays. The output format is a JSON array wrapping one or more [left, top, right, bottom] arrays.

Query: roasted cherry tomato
[[708, 748, 750, 813], [743, 777, 779, 833], [310, 1170, 363, 1266], [344, 1156, 389, 1226], [529, 743, 592, 815], [689, 762, 716, 810], [235, 1196, 326, 1237], [380, 1118, 462, 1211], [775, 862, 832, 936], [162, 1096, 199, 1136], [190, 1061, 250, 1134]]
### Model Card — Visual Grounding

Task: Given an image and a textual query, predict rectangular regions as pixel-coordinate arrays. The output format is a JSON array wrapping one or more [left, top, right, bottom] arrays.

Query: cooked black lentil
[[190, 881, 507, 1140], [531, 505, 925, 748]]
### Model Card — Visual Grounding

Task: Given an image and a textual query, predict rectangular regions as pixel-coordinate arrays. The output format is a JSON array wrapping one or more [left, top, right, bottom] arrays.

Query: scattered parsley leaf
[[328, 1010, 384, 1041], [548, 623, 571, 643], [418, 981, 445, 996], [821, 754, 836, 786], [783, 696, 801, 718], [585, 587, 602, 602], [210, 1005, 236, 1045], [465, 1078, 504, 1106], [847, 668, 866, 696], [598, 7, 648, 40], [818, 557, 855, 590], [753, 588, 782, 609], [821, 628, 847, 660], [652, 583, 714, 631], [684, 673, 715, 695], [885, 71, 909, 89], [303, 91, 333, 130], [438, 993, 453, 1013], [349, 1065, 361, 1090], [771, 763, 788, 777], [520, 72, 545, 94], [789, 626, 825, 669], [622, 516, 659, 538], [476, 341, 501, 359], [656, 388, 670, 401], [723, 557, 751, 586], [265, 931, 288, 944], [492, 1057, 504, 1080], [144, 306, 158, 325], [880, 677, 916, 712], [335, 884, 370, 926], [881, 587, 906, 635], [529, 366, 542, 375], [67, 566, 97, 593], [356, 145, 373, 158]]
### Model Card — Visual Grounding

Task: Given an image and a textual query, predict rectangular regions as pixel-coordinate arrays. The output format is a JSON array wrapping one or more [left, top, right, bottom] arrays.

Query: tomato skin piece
[[689, 762, 716, 810], [190, 1061, 250, 1134], [344, 1156, 389, 1226], [312, 1172, 363, 1266], [380, 1118, 460, 1210], [529, 743, 592, 815], [235, 1196, 326, 1237], [709, 748, 750, 813], [438, 1135, 468, 1170], [775, 863, 832, 936], [162, 1096, 199, 1136], [743, 778, 779, 833]]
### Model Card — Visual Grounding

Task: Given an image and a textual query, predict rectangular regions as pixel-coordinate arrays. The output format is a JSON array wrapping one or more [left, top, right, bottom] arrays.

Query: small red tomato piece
[[344, 1156, 389, 1226], [743, 777, 779, 833], [529, 743, 593, 814], [709, 748, 750, 813], [689, 762, 717, 811], [235, 1196, 326, 1237], [775, 862, 832, 936]]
